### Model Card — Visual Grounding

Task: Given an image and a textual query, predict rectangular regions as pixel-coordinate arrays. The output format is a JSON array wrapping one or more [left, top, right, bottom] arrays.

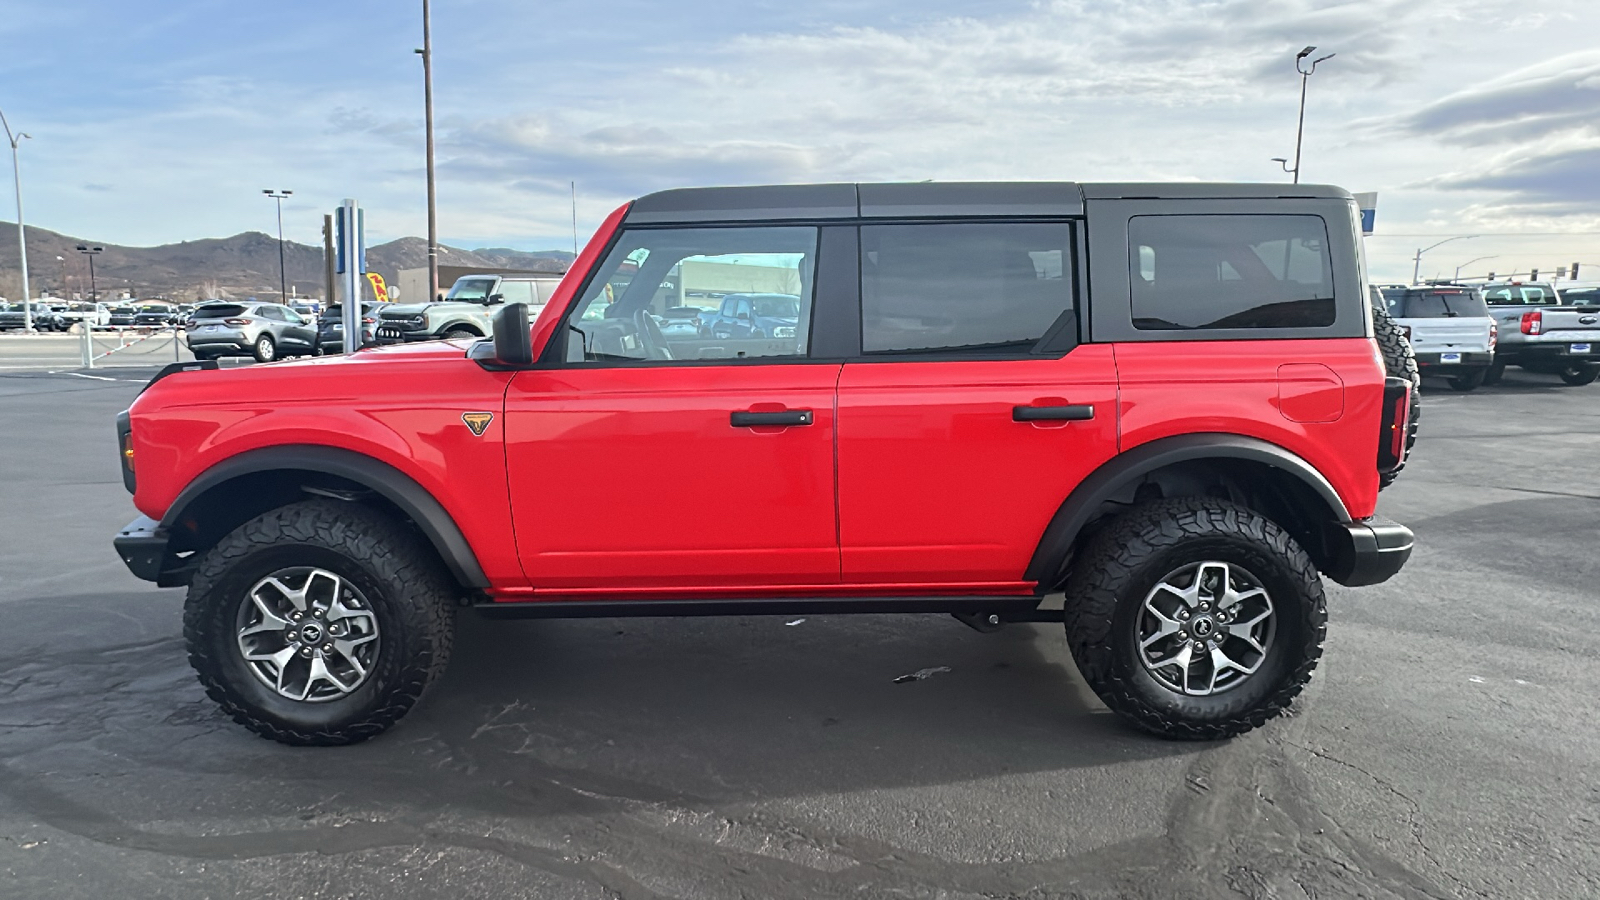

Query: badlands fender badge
[[462, 412, 494, 436]]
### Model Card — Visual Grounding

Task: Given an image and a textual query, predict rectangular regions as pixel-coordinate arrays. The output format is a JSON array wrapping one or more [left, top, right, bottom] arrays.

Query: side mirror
[[492, 302, 533, 367], [487, 293, 505, 305]]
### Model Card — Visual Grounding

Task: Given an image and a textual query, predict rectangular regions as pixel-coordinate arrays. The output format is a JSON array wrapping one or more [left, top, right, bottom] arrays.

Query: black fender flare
[[435, 320, 485, 337], [162, 444, 489, 588], [1023, 433, 1352, 585]]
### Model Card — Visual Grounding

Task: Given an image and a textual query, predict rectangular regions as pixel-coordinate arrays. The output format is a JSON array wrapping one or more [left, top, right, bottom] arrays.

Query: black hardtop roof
[[626, 182, 1354, 224]]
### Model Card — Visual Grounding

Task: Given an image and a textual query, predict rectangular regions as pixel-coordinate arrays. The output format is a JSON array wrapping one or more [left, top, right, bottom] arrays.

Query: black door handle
[[731, 409, 813, 427], [1013, 404, 1094, 422]]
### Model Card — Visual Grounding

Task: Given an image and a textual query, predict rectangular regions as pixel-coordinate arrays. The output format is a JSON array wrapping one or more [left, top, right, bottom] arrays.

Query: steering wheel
[[634, 308, 672, 360]]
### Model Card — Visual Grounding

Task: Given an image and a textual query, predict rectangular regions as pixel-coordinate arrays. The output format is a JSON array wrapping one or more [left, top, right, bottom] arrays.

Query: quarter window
[[860, 222, 1074, 354], [565, 226, 816, 363], [1129, 215, 1336, 330]]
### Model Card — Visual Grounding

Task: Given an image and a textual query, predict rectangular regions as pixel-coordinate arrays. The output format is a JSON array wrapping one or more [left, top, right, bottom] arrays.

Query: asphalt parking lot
[[0, 365, 1596, 899]]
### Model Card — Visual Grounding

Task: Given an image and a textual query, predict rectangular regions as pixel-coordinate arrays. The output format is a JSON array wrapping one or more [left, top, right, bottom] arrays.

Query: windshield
[[445, 278, 496, 301], [750, 295, 801, 318], [1385, 288, 1489, 318], [138, 305, 170, 314]]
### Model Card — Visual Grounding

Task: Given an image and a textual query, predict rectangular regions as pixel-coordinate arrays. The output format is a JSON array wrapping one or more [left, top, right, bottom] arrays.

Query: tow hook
[[954, 611, 1006, 633]]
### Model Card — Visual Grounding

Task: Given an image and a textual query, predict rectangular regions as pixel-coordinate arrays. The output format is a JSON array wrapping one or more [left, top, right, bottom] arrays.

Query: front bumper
[[374, 325, 432, 344], [114, 515, 168, 583], [1323, 516, 1414, 587]]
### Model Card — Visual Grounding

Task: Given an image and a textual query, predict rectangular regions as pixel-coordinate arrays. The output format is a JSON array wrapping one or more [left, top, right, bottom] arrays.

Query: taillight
[[1377, 376, 1412, 474], [1520, 310, 1542, 335], [225, 317, 250, 326], [1489, 323, 1498, 350]]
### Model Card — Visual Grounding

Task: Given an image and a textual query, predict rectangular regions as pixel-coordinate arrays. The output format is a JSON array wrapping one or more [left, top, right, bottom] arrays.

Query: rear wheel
[[183, 499, 456, 745], [1448, 368, 1487, 392], [1064, 497, 1326, 740], [1559, 364, 1599, 386]]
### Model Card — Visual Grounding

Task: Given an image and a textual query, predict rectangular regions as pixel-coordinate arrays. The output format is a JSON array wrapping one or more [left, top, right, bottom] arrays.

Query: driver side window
[[565, 226, 817, 363]]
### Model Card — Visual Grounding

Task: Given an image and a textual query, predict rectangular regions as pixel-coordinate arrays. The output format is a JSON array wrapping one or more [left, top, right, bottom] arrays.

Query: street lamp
[[1454, 255, 1498, 281], [1412, 235, 1478, 284], [76, 245, 102, 303], [1, 106, 33, 332], [1277, 46, 1336, 184], [416, 0, 440, 303], [263, 189, 292, 303]]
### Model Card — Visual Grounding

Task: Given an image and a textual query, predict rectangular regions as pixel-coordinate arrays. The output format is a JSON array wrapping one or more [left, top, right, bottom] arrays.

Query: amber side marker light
[[121, 434, 135, 471]]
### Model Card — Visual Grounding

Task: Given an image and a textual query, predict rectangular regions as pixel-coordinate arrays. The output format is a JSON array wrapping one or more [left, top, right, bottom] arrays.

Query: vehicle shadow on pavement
[[0, 604, 1192, 832]]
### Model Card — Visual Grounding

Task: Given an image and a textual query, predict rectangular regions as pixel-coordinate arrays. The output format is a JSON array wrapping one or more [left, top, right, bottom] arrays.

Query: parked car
[[1480, 281, 1600, 385], [0, 302, 55, 330], [108, 305, 139, 327], [697, 292, 804, 342], [653, 305, 709, 338], [291, 302, 321, 319], [39, 301, 111, 331], [185, 301, 318, 362], [316, 301, 390, 354], [132, 303, 178, 328], [1377, 284, 1496, 391], [375, 273, 565, 344], [115, 180, 1416, 747]]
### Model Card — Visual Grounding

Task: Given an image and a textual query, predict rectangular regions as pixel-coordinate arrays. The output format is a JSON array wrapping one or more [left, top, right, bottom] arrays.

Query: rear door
[[505, 224, 843, 593], [835, 220, 1120, 590]]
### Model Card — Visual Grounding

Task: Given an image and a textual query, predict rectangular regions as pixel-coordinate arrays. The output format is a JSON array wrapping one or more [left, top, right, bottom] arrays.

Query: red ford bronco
[[114, 182, 1416, 745]]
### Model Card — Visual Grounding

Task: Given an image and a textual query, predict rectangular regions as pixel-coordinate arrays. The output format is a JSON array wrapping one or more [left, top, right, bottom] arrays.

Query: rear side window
[[498, 281, 536, 304], [860, 222, 1073, 354], [1129, 215, 1336, 330]]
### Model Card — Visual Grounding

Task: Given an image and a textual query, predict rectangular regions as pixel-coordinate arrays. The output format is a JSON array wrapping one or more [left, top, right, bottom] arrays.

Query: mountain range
[[0, 221, 574, 302]]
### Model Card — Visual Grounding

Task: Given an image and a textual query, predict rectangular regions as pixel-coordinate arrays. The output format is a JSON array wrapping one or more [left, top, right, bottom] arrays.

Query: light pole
[[76, 245, 102, 303], [1, 106, 32, 332], [1277, 46, 1335, 184], [1413, 236, 1478, 285], [416, 0, 440, 303], [1454, 255, 1498, 281], [263, 189, 292, 302], [55, 254, 65, 299]]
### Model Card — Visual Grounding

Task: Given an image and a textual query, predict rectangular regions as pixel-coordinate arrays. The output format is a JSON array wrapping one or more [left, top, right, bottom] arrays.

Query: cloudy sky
[[2, 0, 1598, 280]]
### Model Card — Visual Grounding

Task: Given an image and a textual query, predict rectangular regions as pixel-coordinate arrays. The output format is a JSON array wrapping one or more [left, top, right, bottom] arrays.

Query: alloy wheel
[[234, 567, 381, 702], [1136, 560, 1276, 696]]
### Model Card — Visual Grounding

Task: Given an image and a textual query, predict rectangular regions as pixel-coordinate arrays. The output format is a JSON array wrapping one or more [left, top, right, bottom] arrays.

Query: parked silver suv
[[1377, 284, 1496, 391], [186, 302, 317, 362]]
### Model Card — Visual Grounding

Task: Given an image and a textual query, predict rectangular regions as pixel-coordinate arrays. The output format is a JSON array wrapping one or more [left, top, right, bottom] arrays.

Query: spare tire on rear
[[1370, 298, 1420, 489]]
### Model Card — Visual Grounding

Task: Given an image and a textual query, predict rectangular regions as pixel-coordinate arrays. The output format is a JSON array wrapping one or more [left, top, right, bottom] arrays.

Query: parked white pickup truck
[[1378, 284, 1497, 392], [1480, 282, 1600, 386]]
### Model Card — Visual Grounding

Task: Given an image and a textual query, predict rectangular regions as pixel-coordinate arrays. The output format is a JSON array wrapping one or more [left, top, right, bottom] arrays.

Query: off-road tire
[[1063, 497, 1327, 740], [1448, 368, 1487, 392], [441, 329, 478, 342], [183, 499, 456, 746], [1559, 364, 1599, 386], [1483, 360, 1506, 385], [252, 334, 277, 363], [1371, 302, 1420, 489]]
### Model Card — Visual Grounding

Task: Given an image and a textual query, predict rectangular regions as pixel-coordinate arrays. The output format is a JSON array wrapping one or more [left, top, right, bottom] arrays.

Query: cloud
[[1397, 49, 1600, 142], [1428, 136, 1600, 210]]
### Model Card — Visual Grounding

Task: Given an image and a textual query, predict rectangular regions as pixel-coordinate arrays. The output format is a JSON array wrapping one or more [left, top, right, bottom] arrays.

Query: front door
[[505, 223, 841, 593], [836, 220, 1120, 590]]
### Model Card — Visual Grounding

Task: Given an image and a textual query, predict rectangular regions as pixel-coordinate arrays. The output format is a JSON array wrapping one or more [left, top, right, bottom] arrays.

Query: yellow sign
[[462, 412, 494, 436], [366, 272, 390, 301]]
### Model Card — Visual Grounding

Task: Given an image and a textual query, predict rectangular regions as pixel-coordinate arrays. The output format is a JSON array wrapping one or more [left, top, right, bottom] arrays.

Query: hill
[[0, 221, 573, 302]]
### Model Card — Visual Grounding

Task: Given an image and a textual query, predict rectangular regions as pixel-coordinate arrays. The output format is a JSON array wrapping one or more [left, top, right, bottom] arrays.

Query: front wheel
[[1448, 368, 1487, 392], [1064, 497, 1326, 740], [182, 500, 456, 745], [441, 329, 478, 342], [253, 334, 277, 362]]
